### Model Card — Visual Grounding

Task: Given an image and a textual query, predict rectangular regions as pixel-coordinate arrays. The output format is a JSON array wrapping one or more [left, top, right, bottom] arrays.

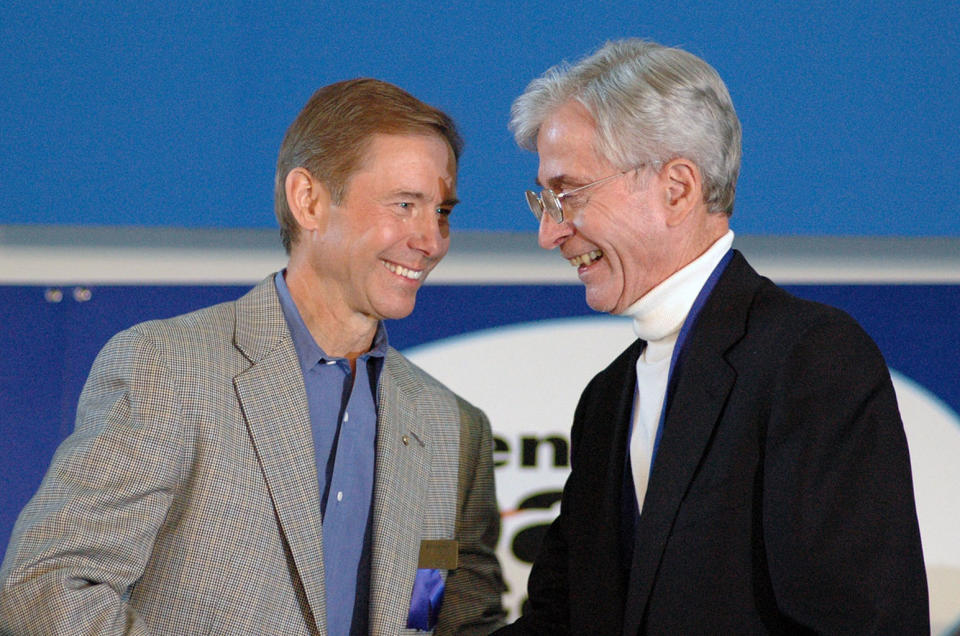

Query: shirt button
[[343, 411, 349, 423], [337, 491, 343, 502]]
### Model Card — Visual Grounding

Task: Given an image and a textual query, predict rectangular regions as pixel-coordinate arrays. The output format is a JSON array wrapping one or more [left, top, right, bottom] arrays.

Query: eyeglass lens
[[525, 190, 564, 223], [525, 190, 544, 221]]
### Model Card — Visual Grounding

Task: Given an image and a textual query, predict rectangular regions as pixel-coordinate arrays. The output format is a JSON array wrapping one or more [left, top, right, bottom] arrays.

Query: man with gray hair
[[498, 39, 928, 634]]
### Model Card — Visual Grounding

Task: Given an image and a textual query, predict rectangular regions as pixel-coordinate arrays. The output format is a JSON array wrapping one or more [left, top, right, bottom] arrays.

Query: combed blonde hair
[[275, 78, 462, 252]]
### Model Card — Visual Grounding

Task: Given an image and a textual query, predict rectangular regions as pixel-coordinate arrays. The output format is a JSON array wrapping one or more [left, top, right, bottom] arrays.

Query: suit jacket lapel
[[623, 252, 757, 632], [232, 276, 327, 629], [368, 349, 430, 633]]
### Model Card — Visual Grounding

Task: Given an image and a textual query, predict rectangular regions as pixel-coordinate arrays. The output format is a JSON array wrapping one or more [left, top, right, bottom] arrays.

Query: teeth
[[383, 261, 423, 280], [568, 250, 603, 267]]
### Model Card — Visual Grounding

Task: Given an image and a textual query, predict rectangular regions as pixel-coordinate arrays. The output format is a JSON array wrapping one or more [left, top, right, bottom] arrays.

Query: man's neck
[[283, 265, 377, 360]]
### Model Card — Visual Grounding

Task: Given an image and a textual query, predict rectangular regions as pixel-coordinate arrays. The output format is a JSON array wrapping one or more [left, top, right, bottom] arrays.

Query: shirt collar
[[619, 230, 734, 343], [274, 270, 389, 375]]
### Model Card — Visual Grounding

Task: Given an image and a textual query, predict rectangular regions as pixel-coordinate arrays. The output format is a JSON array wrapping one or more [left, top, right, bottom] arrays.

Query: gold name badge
[[418, 539, 459, 570]]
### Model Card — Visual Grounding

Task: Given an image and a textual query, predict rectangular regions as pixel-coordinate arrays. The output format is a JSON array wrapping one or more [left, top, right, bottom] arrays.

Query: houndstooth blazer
[[0, 276, 505, 635]]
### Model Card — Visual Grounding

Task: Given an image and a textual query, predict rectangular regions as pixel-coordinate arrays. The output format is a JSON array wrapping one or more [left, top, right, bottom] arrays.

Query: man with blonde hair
[[1, 79, 505, 635], [499, 39, 927, 634]]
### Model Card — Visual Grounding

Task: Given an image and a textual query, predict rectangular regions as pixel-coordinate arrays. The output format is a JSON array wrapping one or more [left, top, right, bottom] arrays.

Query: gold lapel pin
[[407, 431, 425, 447], [402, 432, 425, 447]]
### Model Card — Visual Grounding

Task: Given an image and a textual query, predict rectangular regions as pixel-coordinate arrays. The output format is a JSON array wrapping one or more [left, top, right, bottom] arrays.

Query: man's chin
[[373, 296, 419, 321], [584, 289, 617, 315]]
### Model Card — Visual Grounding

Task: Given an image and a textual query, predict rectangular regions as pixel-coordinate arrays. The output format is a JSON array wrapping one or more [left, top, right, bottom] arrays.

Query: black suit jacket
[[500, 251, 928, 635]]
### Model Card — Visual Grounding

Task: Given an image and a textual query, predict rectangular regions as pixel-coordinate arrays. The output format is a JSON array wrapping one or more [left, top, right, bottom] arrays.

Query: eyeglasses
[[525, 169, 636, 224]]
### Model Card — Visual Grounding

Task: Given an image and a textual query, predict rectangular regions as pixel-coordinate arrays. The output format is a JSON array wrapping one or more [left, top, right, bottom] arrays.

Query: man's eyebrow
[[393, 190, 428, 200], [537, 174, 572, 190], [392, 190, 459, 207]]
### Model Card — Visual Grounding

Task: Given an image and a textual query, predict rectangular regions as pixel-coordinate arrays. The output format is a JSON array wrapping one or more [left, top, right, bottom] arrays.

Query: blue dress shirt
[[274, 272, 386, 636]]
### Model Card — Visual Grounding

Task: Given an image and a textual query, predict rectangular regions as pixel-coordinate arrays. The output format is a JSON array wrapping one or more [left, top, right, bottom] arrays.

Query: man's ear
[[285, 167, 331, 234], [661, 158, 703, 227]]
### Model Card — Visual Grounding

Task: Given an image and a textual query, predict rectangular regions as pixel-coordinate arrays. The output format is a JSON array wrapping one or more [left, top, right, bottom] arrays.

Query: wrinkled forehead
[[348, 132, 458, 198], [355, 129, 457, 170], [535, 101, 610, 188]]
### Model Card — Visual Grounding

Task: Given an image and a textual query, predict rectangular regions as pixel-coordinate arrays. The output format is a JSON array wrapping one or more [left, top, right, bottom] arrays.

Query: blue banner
[[2, 2, 958, 235], [1, 281, 958, 630]]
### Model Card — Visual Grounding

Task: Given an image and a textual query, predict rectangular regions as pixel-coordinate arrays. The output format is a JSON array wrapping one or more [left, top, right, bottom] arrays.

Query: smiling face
[[535, 100, 689, 314], [295, 132, 457, 325]]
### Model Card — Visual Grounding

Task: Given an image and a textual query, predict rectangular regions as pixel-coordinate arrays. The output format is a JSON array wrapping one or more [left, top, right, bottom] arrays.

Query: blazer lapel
[[368, 349, 431, 633], [623, 252, 757, 632], [232, 277, 327, 629]]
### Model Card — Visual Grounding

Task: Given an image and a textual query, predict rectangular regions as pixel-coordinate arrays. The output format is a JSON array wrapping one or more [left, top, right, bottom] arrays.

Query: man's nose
[[538, 213, 573, 250], [410, 211, 447, 257]]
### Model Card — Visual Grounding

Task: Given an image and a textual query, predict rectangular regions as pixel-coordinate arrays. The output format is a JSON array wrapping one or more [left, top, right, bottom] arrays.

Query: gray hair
[[510, 39, 741, 216]]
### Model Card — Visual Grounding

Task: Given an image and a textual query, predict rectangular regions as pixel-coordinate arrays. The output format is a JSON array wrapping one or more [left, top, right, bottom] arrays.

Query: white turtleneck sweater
[[618, 230, 734, 512]]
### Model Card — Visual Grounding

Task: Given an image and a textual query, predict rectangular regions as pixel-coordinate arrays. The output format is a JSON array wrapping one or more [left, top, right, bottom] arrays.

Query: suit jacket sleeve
[[0, 326, 182, 635], [495, 374, 601, 636], [495, 484, 572, 636], [763, 314, 929, 632], [436, 397, 507, 635]]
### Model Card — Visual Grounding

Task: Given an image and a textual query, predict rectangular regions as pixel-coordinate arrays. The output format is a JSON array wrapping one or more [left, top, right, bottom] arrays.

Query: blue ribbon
[[406, 568, 445, 631]]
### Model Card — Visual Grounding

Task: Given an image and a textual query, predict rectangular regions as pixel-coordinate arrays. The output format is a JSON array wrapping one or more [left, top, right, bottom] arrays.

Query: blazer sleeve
[[495, 380, 596, 636], [435, 397, 507, 635], [0, 326, 184, 635], [763, 315, 929, 633], [495, 499, 571, 636]]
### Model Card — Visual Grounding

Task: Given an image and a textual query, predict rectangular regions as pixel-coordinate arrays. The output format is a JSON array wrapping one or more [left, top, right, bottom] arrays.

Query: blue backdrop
[[2, 1, 958, 235]]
